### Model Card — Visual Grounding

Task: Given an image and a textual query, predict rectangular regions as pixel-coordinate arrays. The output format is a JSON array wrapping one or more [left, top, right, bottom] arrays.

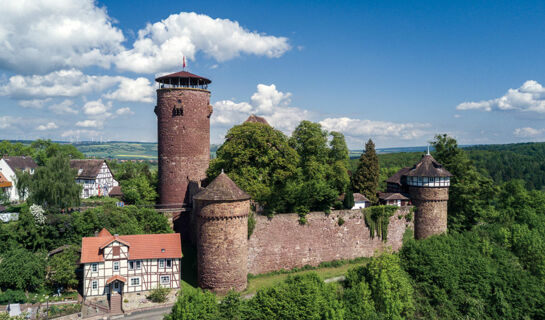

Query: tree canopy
[[352, 139, 380, 203]]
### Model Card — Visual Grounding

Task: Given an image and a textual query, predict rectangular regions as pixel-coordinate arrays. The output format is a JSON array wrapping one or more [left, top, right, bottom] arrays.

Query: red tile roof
[[97, 228, 112, 237], [81, 229, 182, 264], [0, 172, 12, 188], [106, 275, 127, 284]]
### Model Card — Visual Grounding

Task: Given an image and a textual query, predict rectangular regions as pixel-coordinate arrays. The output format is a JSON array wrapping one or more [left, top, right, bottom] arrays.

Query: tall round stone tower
[[155, 71, 213, 208], [193, 172, 251, 293], [406, 153, 452, 239]]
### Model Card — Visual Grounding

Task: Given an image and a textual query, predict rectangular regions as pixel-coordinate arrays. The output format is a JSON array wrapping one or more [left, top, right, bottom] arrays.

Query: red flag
[[183, 56, 186, 69]]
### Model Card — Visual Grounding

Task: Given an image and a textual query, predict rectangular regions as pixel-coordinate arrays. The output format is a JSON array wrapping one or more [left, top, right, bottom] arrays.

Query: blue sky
[[1, 0, 545, 148]]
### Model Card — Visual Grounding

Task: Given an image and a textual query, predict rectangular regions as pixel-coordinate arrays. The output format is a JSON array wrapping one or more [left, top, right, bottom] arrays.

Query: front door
[[112, 281, 122, 294]]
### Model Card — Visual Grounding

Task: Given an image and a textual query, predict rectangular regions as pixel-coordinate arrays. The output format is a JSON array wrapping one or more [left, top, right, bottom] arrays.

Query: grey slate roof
[[379, 192, 410, 201], [2, 156, 37, 171], [406, 154, 452, 177], [193, 172, 251, 201], [245, 114, 270, 126], [386, 167, 411, 185]]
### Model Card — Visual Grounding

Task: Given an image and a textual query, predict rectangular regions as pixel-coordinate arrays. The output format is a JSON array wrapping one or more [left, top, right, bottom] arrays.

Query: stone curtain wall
[[247, 208, 413, 275]]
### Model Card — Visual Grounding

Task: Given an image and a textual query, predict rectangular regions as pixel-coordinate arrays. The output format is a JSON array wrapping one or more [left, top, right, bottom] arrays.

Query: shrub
[[338, 217, 345, 226], [147, 286, 170, 303], [0, 289, 27, 304], [166, 287, 218, 320]]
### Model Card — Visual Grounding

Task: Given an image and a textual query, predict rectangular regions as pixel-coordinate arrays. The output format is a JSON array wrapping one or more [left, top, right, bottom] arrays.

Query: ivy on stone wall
[[248, 211, 256, 239], [363, 205, 398, 241]]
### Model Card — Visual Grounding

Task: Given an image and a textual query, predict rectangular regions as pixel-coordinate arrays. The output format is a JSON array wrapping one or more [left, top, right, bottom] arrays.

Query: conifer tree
[[352, 139, 379, 203]]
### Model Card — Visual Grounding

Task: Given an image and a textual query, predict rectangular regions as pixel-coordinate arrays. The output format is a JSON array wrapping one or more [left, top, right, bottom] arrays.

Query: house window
[[92, 263, 98, 272], [92, 281, 98, 290], [130, 278, 140, 286], [160, 276, 170, 286], [159, 259, 165, 268], [113, 261, 119, 272], [114, 282, 119, 289], [129, 260, 141, 270], [166, 259, 172, 268], [112, 246, 120, 256]]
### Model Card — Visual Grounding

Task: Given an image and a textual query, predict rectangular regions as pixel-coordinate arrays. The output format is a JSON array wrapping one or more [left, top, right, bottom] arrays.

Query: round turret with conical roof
[[406, 153, 452, 239], [194, 172, 251, 292]]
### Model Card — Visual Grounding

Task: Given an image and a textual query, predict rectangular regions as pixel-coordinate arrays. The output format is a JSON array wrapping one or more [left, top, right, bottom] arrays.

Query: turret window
[[172, 107, 183, 117]]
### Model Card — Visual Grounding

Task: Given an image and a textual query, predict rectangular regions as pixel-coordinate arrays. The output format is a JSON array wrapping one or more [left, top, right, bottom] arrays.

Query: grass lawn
[[243, 259, 369, 296], [179, 242, 369, 297]]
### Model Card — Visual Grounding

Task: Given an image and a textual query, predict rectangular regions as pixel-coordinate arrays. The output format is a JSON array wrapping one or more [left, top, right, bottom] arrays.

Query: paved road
[[123, 306, 172, 320]]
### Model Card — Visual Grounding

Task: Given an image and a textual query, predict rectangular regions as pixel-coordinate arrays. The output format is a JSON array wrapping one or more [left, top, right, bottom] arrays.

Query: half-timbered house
[[80, 228, 182, 303], [70, 160, 119, 198], [0, 156, 37, 203]]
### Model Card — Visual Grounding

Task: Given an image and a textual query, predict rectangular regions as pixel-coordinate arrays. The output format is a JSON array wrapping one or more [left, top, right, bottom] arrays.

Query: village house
[[0, 156, 37, 203], [70, 160, 119, 198], [80, 229, 182, 312], [339, 192, 371, 209], [378, 192, 411, 207]]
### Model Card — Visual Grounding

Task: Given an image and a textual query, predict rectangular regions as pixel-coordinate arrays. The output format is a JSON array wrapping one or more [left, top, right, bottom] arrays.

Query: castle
[[154, 70, 452, 293]]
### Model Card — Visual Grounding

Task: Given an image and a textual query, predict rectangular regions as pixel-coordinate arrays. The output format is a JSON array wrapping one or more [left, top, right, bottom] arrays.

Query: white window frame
[[113, 261, 119, 272], [130, 277, 140, 286], [159, 259, 165, 268], [160, 275, 170, 286], [91, 263, 98, 272], [129, 260, 142, 270], [92, 280, 98, 290]]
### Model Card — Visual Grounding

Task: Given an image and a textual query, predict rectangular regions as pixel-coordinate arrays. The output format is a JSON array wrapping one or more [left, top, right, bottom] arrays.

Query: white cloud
[[116, 107, 134, 116], [103, 77, 154, 102], [18, 98, 52, 109], [49, 100, 78, 115], [82, 99, 111, 116], [61, 129, 99, 139], [36, 122, 58, 130], [514, 127, 545, 137], [211, 83, 427, 143], [0, 116, 14, 129], [0, 0, 124, 74], [75, 120, 100, 128], [116, 12, 290, 73], [0, 69, 119, 99], [457, 80, 545, 113], [319, 117, 429, 140]]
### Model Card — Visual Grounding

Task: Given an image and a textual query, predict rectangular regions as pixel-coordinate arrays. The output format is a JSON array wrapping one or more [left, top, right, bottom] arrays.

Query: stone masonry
[[247, 208, 413, 275], [156, 88, 212, 207], [409, 187, 448, 239]]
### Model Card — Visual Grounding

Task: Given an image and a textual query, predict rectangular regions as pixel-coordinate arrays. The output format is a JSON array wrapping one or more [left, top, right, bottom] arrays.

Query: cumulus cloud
[[0, 116, 14, 129], [36, 122, 58, 131], [115, 12, 290, 73], [0, 0, 124, 74], [211, 84, 427, 142], [18, 98, 52, 109], [457, 80, 545, 113], [513, 127, 545, 138], [49, 100, 78, 115], [103, 77, 154, 102], [82, 99, 111, 116], [115, 107, 134, 116], [75, 120, 100, 128], [319, 117, 429, 140]]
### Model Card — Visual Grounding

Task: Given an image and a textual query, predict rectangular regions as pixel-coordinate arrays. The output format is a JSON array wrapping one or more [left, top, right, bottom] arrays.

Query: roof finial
[[427, 145, 430, 155]]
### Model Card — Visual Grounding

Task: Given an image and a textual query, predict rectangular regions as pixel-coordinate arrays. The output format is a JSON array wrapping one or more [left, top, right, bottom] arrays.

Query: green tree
[[352, 139, 379, 203], [0, 247, 46, 291], [328, 132, 350, 195], [343, 189, 355, 209], [208, 122, 299, 212], [166, 287, 219, 320], [342, 281, 377, 320], [431, 134, 497, 231], [247, 273, 343, 320], [47, 246, 79, 290], [121, 175, 158, 205], [31, 139, 84, 166], [29, 155, 82, 210], [345, 253, 414, 319], [14, 169, 32, 200]]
